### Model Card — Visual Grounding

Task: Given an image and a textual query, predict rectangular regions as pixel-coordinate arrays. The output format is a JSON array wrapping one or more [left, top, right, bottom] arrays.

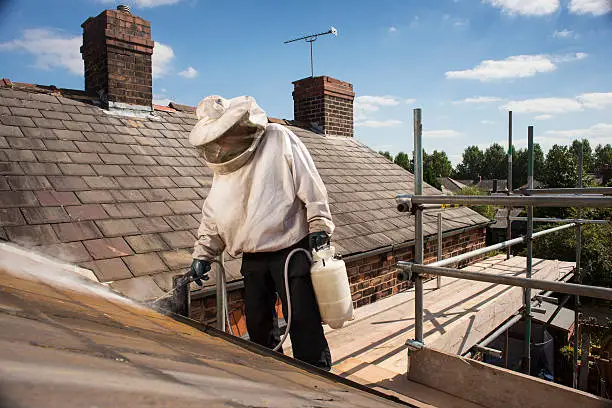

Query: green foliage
[[458, 186, 497, 219], [482, 143, 507, 179], [394, 151, 412, 171], [594, 144, 612, 172], [512, 144, 544, 190], [379, 151, 393, 161], [532, 212, 612, 287], [542, 145, 578, 188], [454, 145, 484, 180], [570, 139, 594, 173], [426, 150, 453, 178]]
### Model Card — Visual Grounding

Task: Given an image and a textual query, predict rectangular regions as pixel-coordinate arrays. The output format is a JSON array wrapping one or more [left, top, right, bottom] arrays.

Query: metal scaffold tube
[[521, 187, 612, 195], [397, 194, 612, 208], [509, 217, 610, 225], [413, 108, 424, 344], [573, 144, 584, 389], [524, 125, 534, 375], [399, 264, 612, 301], [507, 110, 513, 260], [413, 222, 576, 269]]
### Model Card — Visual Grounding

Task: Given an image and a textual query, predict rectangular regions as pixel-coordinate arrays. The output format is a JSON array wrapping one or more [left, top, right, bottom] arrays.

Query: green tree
[[454, 146, 484, 180], [426, 150, 453, 178], [512, 143, 544, 190], [379, 151, 393, 161], [569, 139, 594, 173], [482, 143, 507, 179], [594, 144, 612, 172], [543, 145, 577, 188], [394, 152, 412, 171]]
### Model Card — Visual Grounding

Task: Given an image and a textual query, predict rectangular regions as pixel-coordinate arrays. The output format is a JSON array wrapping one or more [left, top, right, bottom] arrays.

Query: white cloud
[[569, 0, 612, 15], [152, 42, 174, 78], [178, 66, 198, 78], [389, 26, 397, 33], [453, 19, 470, 27], [576, 92, 612, 109], [454, 96, 503, 104], [355, 120, 403, 128], [545, 123, 612, 141], [503, 97, 582, 114], [405, 98, 417, 104], [483, 0, 560, 16], [446, 55, 556, 81], [356, 95, 402, 108], [0, 28, 83, 75], [480, 120, 496, 124], [503, 92, 612, 114], [423, 129, 462, 138], [553, 29, 578, 39], [446, 53, 586, 81], [534, 114, 553, 120]]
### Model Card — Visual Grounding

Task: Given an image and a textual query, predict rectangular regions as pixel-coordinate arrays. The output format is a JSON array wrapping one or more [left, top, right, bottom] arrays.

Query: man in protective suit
[[188, 95, 334, 370]]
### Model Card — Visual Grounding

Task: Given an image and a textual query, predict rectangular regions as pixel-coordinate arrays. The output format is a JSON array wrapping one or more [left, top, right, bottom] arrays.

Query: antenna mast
[[284, 27, 338, 78]]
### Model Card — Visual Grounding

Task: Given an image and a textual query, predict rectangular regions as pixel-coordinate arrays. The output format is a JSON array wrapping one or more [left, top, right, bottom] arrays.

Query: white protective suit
[[190, 95, 335, 261]]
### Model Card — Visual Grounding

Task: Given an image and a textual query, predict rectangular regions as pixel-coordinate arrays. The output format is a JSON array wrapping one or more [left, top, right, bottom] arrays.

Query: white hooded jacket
[[192, 123, 335, 260]]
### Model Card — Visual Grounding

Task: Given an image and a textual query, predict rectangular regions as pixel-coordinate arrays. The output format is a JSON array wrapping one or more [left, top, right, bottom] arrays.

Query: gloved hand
[[308, 231, 330, 251], [189, 259, 211, 286]]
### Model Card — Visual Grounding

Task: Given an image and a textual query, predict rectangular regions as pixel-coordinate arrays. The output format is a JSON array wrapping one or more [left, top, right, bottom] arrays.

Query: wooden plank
[[407, 347, 610, 408]]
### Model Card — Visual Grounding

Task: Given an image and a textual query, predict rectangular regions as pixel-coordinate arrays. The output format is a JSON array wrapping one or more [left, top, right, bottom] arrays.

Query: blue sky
[[0, 0, 611, 165]]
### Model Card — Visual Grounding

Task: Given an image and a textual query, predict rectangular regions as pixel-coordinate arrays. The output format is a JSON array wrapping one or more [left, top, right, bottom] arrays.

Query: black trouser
[[241, 237, 332, 370]]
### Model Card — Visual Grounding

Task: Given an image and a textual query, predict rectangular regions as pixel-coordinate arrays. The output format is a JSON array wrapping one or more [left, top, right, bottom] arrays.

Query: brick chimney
[[292, 76, 355, 137], [81, 5, 154, 110]]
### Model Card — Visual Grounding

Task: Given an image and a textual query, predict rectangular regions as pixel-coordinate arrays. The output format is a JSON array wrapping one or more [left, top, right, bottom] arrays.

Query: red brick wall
[[292, 76, 355, 137], [189, 227, 486, 335], [81, 9, 154, 108]]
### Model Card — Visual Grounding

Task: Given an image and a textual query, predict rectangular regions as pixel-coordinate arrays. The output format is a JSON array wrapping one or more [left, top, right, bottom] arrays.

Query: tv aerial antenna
[[284, 26, 338, 78]]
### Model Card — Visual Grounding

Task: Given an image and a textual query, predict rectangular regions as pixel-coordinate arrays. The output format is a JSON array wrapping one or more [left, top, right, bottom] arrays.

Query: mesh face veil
[[201, 118, 259, 164]]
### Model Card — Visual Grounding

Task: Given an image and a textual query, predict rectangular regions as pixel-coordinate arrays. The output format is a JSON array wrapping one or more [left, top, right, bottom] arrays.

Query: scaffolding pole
[[437, 212, 442, 289], [397, 194, 612, 208], [573, 144, 584, 389], [509, 217, 609, 225], [410, 222, 575, 269], [398, 264, 612, 301], [524, 125, 534, 375], [521, 187, 612, 195], [413, 108, 424, 344], [507, 111, 513, 260]]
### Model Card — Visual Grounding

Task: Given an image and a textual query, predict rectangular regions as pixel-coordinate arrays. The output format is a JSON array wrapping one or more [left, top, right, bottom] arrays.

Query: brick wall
[[81, 8, 154, 108], [190, 226, 486, 335], [292, 76, 355, 137]]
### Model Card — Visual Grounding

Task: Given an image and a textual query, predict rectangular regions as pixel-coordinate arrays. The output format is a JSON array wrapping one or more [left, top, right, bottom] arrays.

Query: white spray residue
[[0, 242, 142, 308]]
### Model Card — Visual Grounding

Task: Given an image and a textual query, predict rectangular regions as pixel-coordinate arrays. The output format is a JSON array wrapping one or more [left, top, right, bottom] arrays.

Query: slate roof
[[0, 82, 489, 301]]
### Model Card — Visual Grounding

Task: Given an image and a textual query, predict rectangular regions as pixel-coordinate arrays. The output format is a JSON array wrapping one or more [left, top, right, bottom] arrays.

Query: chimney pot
[[117, 4, 131, 13]]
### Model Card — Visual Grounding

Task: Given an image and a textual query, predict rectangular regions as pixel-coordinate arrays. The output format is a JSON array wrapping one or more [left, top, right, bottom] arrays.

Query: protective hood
[[189, 95, 268, 174]]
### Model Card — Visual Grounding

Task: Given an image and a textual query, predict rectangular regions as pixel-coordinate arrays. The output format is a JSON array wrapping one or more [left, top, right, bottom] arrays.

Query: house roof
[[0, 81, 489, 301], [457, 179, 508, 192], [436, 177, 468, 194], [0, 245, 408, 408]]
